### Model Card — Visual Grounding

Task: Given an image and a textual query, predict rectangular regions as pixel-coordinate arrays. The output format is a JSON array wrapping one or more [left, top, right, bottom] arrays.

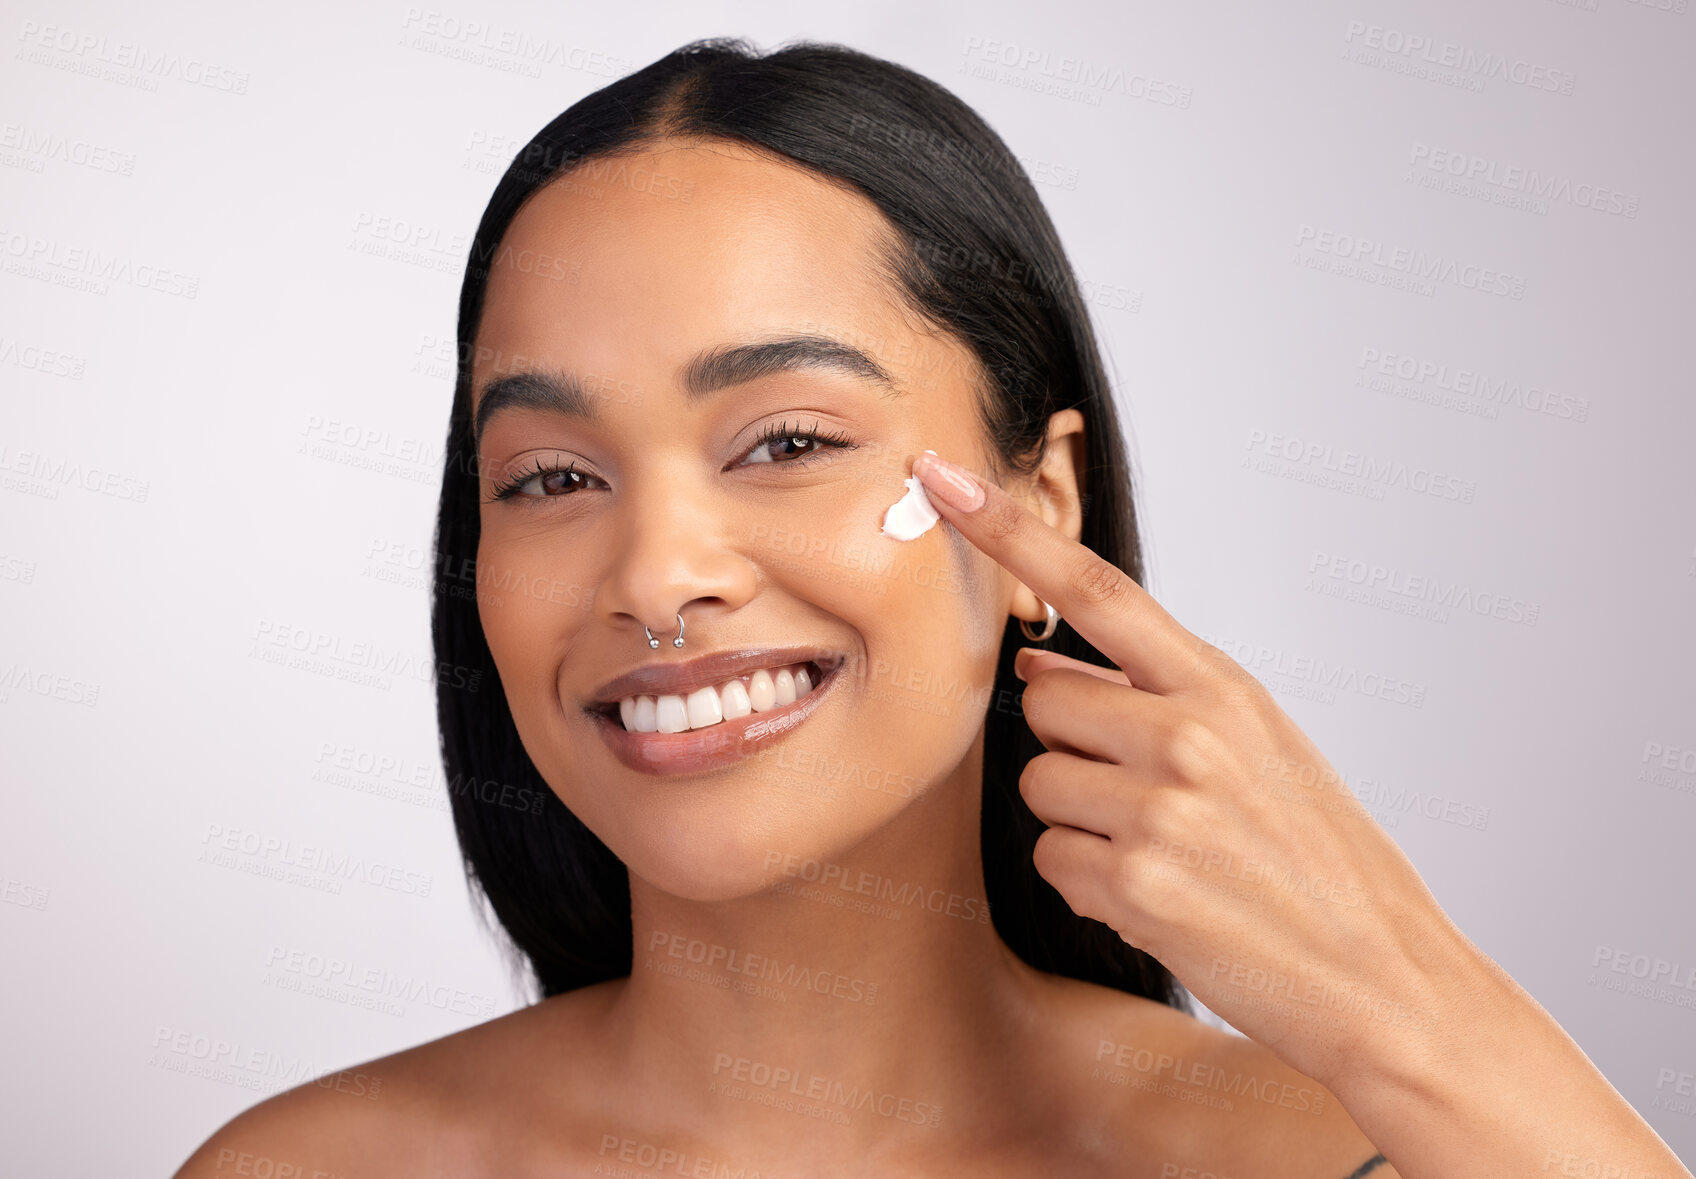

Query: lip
[[585, 646, 848, 707], [589, 656, 848, 776]]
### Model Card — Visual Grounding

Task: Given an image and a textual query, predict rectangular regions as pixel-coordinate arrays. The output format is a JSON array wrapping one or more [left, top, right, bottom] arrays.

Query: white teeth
[[685, 684, 723, 729], [655, 695, 689, 734], [721, 679, 752, 720], [614, 662, 820, 733]]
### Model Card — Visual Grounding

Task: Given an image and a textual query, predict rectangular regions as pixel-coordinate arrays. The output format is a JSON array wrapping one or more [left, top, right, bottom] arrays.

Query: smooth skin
[[173, 137, 1684, 1179]]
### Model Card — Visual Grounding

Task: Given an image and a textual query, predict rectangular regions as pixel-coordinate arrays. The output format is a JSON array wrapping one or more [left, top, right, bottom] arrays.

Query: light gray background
[[2, 0, 1692, 1172]]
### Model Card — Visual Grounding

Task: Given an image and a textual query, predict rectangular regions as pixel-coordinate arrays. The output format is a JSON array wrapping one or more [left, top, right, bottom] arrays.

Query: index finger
[[912, 449, 1210, 695]]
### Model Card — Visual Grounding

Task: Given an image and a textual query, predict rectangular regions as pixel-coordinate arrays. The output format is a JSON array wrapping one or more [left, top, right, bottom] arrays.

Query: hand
[[910, 449, 1469, 1091]]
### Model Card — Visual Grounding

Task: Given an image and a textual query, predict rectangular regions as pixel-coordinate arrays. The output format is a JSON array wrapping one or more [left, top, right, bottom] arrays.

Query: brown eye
[[536, 468, 593, 494], [745, 434, 827, 464], [490, 457, 606, 502], [738, 419, 858, 468]]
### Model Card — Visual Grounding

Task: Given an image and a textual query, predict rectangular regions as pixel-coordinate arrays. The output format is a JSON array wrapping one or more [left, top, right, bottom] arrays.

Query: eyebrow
[[472, 334, 904, 445]]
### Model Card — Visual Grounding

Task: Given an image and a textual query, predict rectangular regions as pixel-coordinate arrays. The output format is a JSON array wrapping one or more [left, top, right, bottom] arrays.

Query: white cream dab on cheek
[[880, 449, 941, 541]]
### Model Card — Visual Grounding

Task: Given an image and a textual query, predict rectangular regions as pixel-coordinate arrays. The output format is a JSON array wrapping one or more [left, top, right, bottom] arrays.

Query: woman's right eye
[[488, 457, 606, 503]]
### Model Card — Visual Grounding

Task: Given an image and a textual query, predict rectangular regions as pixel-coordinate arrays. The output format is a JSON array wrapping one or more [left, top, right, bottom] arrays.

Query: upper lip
[[585, 645, 847, 709]]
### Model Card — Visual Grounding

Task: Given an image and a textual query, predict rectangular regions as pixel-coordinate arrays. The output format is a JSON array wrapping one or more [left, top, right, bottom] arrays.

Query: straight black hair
[[431, 36, 1188, 1013]]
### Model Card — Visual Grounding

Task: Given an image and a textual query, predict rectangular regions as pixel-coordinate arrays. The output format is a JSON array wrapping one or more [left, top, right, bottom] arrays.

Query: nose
[[593, 494, 758, 649]]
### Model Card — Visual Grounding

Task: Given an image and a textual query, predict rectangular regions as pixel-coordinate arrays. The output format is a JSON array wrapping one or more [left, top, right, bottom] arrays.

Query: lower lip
[[588, 660, 846, 776]]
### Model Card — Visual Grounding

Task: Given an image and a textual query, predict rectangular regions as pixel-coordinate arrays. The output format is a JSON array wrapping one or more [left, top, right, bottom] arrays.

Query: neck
[[597, 735, 1053, 1156]]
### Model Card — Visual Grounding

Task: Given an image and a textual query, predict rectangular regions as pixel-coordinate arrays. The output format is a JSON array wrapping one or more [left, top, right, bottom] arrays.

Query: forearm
[[1323, 928, 1691, 1179]]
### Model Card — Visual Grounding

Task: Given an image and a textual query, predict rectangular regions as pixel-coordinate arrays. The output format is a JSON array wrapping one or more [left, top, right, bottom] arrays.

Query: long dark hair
[[431, 36, 1188, 1013]]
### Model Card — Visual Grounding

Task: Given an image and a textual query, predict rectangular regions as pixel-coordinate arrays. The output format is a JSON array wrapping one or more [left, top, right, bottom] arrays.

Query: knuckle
[[1129, 786, 1192, 858], [1031, 826, 1065, 876], [1177, 636, 1217, 680], [981, 494, 1025, 545], [1191, 636, 1227, 666], [1018, 753, 1051, 805], [1190, 637, 1235, 675], [1163, 715, 1230, 782], [1198, 640, 1261, 694], [1067, 556, 1130, 610], [1147, 785, 1206, 843]]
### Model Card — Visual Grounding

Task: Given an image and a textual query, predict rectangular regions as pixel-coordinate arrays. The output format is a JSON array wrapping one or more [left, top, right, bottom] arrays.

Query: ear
[[1009, 407, 1087, 629]]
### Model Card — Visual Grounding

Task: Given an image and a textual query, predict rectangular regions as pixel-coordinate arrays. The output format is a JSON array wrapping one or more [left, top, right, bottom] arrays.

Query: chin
[[619, 836, 793, 904], [610, 797, 877, 905]]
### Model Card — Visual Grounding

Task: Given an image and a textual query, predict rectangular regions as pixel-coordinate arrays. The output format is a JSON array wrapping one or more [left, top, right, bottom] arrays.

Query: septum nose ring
[[645, 612, 686, 649]]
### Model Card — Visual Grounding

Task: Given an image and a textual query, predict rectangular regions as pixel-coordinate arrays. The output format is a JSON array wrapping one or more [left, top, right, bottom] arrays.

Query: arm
[[1315, 924, 1691, 1179]]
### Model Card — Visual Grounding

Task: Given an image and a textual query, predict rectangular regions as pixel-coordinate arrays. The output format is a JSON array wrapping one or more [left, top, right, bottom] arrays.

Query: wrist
[[1308, 914, 1694, 1178], [1324, 913, 1530, 1115]]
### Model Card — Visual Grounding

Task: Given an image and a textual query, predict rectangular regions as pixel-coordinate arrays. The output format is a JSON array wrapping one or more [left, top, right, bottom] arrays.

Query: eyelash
[[486, 418, 859, 503]]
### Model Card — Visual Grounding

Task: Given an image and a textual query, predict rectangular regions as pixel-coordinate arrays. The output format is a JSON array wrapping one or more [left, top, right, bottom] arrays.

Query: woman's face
[[469, 137, 1019, 901]]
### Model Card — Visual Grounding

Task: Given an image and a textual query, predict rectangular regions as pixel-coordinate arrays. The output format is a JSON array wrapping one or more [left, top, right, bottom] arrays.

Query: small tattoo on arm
[[1341, 1153, 1386, 1179]]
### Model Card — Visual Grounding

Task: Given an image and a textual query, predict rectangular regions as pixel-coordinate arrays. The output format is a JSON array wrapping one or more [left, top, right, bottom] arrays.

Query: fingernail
[[914, 450, 985, 512], [1013, 645, 1042, 682]]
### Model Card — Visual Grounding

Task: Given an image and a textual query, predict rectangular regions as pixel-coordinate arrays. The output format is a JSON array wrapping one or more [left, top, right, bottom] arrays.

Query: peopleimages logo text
[[1342, 21, 1576, 94], [1297, 225, 1525, 299]]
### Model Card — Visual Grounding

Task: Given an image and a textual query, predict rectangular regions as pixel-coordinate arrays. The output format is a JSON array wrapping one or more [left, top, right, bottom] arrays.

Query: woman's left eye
[[738, 419, 858, 468]]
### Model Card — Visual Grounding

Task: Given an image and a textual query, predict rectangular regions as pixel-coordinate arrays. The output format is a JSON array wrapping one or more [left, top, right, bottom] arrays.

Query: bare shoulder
[[171, 981, 618, 1179], [1045, 976, 1401, 1179]]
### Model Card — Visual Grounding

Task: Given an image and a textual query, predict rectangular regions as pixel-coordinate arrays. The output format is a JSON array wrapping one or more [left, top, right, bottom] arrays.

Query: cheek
[[743, 478, 891, 604], [473, 534, 586, 725], [870, 503, 1004, 669], [943, 524, 1006, 661], [759, 480, 1001, 725]]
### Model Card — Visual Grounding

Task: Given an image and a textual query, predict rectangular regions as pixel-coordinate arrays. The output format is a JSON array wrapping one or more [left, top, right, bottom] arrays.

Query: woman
[[176, 38, 1689, 1179]]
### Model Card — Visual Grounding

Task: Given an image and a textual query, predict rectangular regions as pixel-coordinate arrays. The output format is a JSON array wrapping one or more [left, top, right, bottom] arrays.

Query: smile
[[588, 655, 848, 776], [607, 659, 826, 733]]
